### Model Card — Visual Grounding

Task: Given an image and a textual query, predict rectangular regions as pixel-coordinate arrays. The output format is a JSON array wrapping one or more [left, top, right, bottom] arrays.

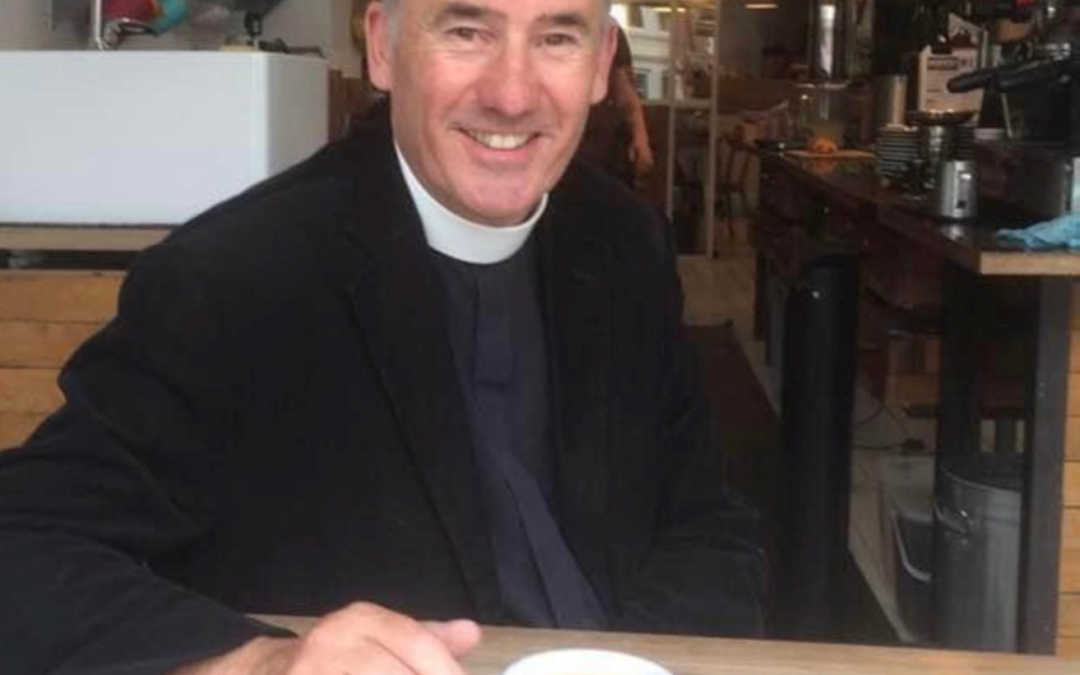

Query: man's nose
[[476, 42, 540, 118]]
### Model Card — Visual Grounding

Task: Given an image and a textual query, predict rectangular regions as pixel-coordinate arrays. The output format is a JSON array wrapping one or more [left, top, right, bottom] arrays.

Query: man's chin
[[470, 208, 534, 228], [464, 194, 542, 227]]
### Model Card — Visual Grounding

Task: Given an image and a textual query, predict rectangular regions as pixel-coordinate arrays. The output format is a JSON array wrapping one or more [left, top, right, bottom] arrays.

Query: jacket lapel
[[539, 178, 614, 609], [329, 117, 502, 619]]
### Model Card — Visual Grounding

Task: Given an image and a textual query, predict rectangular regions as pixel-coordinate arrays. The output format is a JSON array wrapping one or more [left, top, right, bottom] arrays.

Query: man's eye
[[541, 33, 580, 49], [447, 27, 482, 42]]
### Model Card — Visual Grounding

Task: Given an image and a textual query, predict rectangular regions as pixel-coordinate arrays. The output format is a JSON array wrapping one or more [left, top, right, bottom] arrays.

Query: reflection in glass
[[611, 3, 673, 102], [610, 1, 720, 254], [611, 2, 716, 103], [818, 3, 837, 78]]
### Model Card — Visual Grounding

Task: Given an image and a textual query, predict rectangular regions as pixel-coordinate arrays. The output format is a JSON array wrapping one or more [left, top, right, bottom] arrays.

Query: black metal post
[[773, 243, 859, 639], [935, 263, 982, 459]]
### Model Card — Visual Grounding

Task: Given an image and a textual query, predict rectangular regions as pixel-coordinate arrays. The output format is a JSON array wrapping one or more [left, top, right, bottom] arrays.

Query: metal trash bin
[[934, 453, 1022, 651], [879, 455, 934, 641]]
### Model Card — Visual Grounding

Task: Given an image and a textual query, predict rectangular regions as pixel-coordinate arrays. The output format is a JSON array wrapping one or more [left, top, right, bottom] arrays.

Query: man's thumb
[[424, 619, 483, 656]]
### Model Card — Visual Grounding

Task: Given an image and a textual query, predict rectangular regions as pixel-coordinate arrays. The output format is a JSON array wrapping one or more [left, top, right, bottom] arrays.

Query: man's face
[[367, 0, 616, 226]]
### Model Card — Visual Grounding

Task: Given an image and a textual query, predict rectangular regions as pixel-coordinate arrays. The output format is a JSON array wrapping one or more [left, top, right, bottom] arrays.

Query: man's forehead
[[405, 0, 608, 23]]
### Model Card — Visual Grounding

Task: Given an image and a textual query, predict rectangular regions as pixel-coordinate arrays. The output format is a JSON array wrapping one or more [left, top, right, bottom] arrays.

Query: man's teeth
[[468, 130, 531, 150]]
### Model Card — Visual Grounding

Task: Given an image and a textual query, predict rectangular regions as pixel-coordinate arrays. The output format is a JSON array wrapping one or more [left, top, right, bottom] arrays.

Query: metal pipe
[[90, 0, 108, 50]]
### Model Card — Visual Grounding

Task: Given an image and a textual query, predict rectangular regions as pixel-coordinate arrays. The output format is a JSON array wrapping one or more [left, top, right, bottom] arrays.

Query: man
[[0, 0, 763, 673]]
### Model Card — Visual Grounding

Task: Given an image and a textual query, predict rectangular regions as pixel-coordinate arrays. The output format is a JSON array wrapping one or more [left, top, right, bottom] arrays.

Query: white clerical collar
[[395, 144, 547, 264]]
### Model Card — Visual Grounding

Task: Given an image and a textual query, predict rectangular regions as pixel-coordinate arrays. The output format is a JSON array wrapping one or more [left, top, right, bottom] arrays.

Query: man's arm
[[609, 67, 654, 177], [0, 246, 288, 674], [0, 240, 482, 675]]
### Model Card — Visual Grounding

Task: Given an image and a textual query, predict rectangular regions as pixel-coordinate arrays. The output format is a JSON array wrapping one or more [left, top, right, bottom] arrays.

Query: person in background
[[0, 1, 764, 674], [577, 24, 655, 187]]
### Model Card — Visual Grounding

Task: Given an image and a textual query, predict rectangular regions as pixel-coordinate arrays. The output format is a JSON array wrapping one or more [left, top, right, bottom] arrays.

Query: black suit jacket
[[0, 110, 763, 675]]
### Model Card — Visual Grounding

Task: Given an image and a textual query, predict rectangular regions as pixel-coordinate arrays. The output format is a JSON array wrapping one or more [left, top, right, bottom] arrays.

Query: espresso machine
[[945, 0, 1080, 217]]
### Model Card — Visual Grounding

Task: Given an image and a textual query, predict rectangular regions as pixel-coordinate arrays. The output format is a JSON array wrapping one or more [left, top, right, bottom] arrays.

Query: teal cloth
[[996, 213, 1080, 251]]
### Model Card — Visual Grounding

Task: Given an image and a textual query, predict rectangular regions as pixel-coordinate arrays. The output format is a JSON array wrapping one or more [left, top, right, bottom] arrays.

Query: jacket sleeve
[[0, 245, 285, 675], [613, 222, 766, 638]]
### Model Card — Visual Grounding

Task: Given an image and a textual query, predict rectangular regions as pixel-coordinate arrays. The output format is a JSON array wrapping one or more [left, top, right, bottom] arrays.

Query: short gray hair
[[375, 0, 613, 48], [375, 0, 613, 49], [378, 0, 613, 20]]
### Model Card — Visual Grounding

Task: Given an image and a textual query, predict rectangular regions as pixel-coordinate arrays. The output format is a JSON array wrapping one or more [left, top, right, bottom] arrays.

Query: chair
[[715, 130, 754, 252]]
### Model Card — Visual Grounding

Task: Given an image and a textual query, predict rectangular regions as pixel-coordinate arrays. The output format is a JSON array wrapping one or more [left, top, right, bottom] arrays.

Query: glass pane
[[613, 3, 675, 103], [671, 1, 717, 102]]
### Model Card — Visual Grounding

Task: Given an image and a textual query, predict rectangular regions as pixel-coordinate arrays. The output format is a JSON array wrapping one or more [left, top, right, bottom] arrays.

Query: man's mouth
[[465, 129, 535, 151]]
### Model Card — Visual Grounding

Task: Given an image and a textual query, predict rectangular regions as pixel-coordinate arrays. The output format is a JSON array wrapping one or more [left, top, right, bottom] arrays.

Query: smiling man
[[0, 1, 763, 674], [371, 0, 610, 226]]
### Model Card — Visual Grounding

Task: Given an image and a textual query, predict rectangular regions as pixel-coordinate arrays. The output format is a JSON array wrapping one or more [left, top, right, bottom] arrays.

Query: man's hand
[[172, 603, 482, 675]]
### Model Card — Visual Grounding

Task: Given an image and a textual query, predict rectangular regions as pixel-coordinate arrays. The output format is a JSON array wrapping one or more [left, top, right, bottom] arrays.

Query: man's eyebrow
[[539, 11, 591, 31], [432, 2, 504, 25]]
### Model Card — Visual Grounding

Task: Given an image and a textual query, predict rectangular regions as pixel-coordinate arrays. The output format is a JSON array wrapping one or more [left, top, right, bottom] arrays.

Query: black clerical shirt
[[430, 240, 605, 629]]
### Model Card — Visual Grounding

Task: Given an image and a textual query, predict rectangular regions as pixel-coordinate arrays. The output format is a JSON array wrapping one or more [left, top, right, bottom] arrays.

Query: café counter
[[753, 151, 1080, 655]]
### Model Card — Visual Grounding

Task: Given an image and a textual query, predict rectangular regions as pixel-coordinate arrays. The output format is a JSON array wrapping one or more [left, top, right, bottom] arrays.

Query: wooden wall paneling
[[1059, 593, 1080, 637], [1062, 508, 1080, 593], [0, 271, 121, 449], [1065, 508, 1080, 544], [1060, 284, 1080, 649], [1066, 463, 1080, 508], [0, 271, 122, 322], [1058, 636, 1080, 656], [1066, 418, 1080, 461], [0, 322, 99, 368], [0, 368, 63, 414], [1070, 375, 1080, 418], [0, 411, 47, 451]]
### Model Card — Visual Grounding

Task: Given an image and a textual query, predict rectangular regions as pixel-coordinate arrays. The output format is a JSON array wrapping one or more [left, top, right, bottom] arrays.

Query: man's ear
[[366, 1, 394, 91], [590, 21, 618, 104]]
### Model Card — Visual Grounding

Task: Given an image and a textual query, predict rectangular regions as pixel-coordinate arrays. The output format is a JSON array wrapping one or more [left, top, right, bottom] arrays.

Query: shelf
[[0, 225, 170, 252]]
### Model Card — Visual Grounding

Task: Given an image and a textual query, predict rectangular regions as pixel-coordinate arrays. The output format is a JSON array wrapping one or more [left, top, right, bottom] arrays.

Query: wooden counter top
[[762, 154, 1080, 277], [253, 618, 1080, 674], [0, 225, 170, 252]]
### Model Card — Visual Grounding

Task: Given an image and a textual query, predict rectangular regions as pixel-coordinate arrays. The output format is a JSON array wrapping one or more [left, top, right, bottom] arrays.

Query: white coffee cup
[[503, 649, 673, 675]]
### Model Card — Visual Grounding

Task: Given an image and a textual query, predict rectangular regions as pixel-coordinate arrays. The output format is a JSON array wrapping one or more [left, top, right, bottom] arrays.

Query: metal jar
[[934, 453, 1022, 651]]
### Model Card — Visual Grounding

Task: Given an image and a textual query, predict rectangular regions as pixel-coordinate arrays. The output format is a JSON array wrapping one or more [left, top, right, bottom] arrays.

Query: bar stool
[[715, 129, 753, 251]]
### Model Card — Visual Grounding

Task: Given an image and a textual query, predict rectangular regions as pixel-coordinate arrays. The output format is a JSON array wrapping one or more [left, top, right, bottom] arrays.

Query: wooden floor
[[678, 242, 756, 330], [677, 222, 777, 409]]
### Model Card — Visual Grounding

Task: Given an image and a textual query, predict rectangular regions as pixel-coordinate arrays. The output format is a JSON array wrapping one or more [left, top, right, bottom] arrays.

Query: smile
[[465, 129, 534, 151]]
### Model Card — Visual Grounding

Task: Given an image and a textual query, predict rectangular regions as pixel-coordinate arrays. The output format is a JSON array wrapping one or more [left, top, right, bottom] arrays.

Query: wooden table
[[254, 618, 1080, 674]]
